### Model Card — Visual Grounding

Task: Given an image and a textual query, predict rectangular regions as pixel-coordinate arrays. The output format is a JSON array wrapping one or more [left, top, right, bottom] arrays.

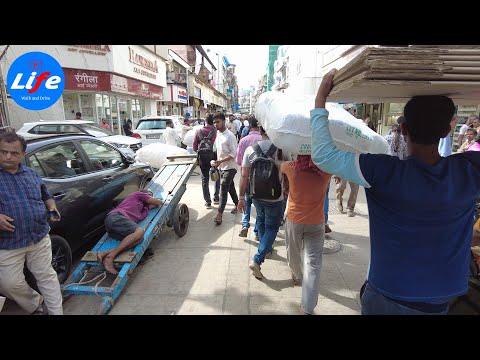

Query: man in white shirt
[[212, 113, 239, 225], [237, 126, 284, 280], [180, 119, 193, 147], [163, 119, 181, 147]]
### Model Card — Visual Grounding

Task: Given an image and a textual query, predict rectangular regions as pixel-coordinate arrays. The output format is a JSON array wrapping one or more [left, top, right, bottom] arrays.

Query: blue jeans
[[324, 185, 330, 224], [241, 193, 258, 235], [252, 199, 283, 265], [361, 283, 449, 315]]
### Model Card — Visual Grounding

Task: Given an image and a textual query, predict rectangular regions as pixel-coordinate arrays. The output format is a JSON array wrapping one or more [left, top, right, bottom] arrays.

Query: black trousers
[[200, 167, 220, 204], [218, 168, 238, 213]]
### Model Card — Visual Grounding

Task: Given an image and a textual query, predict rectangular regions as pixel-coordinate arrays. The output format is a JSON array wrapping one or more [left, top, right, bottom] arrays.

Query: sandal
[[231, 208, 238, 214], [214, 218, 222, 225]]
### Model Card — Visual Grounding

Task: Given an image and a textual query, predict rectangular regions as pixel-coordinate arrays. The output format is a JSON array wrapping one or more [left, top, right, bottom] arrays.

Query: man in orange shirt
[[280, 154, 331, 315]]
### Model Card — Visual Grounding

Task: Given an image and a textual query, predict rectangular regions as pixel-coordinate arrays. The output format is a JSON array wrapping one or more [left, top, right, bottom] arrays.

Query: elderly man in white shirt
[[163, 119, 181, 146], [212, 113, 239, 225]]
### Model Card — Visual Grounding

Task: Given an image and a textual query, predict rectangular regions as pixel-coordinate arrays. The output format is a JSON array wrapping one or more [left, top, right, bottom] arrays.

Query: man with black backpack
[[193, 114, 220, 208], [238, 127, 284, 280]]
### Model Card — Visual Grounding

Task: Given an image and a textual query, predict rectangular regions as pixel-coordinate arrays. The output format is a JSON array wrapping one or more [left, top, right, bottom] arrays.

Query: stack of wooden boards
[[323, 45, 480, 104]]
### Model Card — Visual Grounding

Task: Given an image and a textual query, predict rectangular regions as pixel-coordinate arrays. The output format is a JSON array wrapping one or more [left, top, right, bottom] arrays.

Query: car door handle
[[103, 176, 113, 183], [53, 193, 66, 200]]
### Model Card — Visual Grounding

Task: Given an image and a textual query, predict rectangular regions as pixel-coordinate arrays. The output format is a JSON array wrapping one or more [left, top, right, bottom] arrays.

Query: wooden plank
[[81, 251, 137, 263], [164, 160, 197, 166], [166, 154, 198, 160]]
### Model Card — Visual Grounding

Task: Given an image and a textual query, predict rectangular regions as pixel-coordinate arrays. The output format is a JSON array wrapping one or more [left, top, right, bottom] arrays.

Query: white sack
[[254, 92, 390, 155], [182, 125, 206, 147], [135, 143, 189, 169]]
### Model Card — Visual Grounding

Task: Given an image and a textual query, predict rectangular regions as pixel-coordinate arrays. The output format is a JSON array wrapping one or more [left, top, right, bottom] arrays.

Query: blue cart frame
[[61, 154, 197, 315]]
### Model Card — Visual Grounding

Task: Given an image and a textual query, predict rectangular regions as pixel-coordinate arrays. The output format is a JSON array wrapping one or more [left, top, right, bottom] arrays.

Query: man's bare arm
[[237, 167, 250, 213], [44, 199, 61, 221], [147, 197, 164, 209]]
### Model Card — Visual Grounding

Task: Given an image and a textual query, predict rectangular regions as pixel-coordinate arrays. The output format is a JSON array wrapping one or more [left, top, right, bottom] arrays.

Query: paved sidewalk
[[2, 174, 371, 315]]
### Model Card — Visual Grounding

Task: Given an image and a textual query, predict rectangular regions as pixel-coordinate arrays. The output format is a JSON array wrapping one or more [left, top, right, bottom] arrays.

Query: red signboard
[[63, 68, 111, 91], [127, 76, 163, 100], [64, 68, 163, 100], [111, 74, 163, 100]]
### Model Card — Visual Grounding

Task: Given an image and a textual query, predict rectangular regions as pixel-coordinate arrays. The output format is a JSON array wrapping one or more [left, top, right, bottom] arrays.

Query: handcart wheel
[[173, 203, 189, 237]]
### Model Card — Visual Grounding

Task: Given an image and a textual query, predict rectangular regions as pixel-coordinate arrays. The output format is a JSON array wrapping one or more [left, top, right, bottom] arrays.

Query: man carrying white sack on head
[[309, 69, 480, 315]]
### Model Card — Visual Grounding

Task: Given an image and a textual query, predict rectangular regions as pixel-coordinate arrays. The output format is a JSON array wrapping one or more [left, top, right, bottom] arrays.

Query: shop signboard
[[64, 68, 110, 91]]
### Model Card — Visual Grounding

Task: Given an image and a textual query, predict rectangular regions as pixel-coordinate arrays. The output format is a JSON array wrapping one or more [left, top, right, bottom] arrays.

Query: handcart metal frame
[[61, 154, 197, 314]]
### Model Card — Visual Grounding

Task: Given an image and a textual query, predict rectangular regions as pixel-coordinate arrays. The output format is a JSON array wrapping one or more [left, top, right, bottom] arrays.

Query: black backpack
[[197, 127, 216, 169], [248, 142, 282, 200]]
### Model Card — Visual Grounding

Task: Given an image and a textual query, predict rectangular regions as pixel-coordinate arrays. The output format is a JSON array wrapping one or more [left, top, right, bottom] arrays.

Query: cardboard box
[[325, 46, 480, 104]]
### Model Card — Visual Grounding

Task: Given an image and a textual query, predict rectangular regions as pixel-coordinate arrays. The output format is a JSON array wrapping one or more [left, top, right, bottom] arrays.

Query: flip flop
[[214, 218, 222, 225]]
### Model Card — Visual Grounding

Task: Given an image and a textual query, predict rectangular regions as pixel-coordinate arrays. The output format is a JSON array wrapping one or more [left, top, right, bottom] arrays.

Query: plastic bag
[[182, 125, 205, 147], [254, 92, 390, 156], [135, 143, 189, 169]]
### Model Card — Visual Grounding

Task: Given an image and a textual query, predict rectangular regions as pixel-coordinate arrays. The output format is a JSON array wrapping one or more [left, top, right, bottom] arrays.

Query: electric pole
[[0, 45, 11, 131]]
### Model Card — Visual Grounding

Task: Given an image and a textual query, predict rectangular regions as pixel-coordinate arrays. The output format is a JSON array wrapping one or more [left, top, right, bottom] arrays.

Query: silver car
[[16, 120, 142, 156]]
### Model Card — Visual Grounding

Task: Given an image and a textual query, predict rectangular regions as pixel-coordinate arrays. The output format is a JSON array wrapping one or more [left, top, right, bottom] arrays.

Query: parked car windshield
[[80, 123, 115, 137], [136, 119, 168, 130]]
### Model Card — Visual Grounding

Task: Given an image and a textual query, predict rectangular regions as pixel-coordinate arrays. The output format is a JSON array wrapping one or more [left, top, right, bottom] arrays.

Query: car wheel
[[51, 235, 72, 284], [172, 203, 189, 237], [25, 234, 73, 292]]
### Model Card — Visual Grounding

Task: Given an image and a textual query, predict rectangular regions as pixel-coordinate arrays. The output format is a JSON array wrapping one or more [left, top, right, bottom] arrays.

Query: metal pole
[[0, 45, 11, 130]]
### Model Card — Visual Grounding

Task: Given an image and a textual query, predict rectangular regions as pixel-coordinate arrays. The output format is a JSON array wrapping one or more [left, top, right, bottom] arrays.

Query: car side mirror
[[123, 154, 135, 165]]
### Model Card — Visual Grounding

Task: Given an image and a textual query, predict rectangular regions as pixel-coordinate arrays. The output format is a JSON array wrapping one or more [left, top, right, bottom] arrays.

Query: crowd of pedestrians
[[2, 70, 479, 315]]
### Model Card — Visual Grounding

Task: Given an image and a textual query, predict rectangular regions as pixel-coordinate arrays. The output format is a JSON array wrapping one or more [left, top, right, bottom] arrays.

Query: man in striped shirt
[[0, 132, 63, 315]]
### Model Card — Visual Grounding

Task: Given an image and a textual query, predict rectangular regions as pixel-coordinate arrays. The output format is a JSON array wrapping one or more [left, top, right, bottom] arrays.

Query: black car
[[22, 134, 154, 283]]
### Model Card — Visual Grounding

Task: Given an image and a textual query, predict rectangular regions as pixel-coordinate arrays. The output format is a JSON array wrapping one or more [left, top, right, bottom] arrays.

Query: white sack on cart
[[182, 125, 206, 148], [135, 143, 189, 169], [254, 92, 390, 155]]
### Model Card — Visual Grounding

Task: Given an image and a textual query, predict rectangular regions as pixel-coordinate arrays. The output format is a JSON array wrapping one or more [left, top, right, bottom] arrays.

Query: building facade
[[169, 45, 227, 118]]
